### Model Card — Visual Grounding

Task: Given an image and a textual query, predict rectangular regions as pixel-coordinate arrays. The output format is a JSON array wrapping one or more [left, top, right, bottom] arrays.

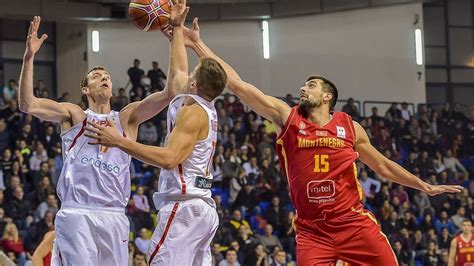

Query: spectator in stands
[[33, 80, 46, 98], [400, 102, 411, 121], [39, 125, 60, 153], [113, 88, 129, 111], [342, 97, 360, 121], [57, 92, 69, 102], [219, 248, 240, 266], [134, 228, 150, 254], [393, 240, 410, 266], [443, 149, 469, 178], [260, 224, 283, 253], [2, 100, 22, 133], [3, 79, 18, 104], [422, 240, 440, 266], [244, 243, 268, 266], [138, 121, 158, 145], [359, 169, 381, 196], [242, 157, 259, 176], [127, 59, 145, 95], [387, 102, 402, 120], [147, 61, 167, 91], [212, 243, 225, 265], [265, 196, 285, 230], [229, 240, 244, 265], [29, 144, 47, 171], [437, 227, 451, 250], [232, 177, 258, 217], [32, 176, 54, 208], [283, 94, 296, 107], [133, 251, 147, 266], [0, 119, 11, 152], [7, 186, 32, 230], [2, 223, 26, 265], [435, 210, 457, 234], [34, 193, 58, 222]]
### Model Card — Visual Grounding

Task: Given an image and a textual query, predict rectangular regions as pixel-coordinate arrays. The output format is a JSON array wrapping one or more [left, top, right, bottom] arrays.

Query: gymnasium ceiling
[[0, 0, 433, 21]]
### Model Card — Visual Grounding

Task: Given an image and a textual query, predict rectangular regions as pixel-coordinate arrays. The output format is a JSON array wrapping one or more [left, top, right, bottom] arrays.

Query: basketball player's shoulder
[[178, 104, 207, 123]]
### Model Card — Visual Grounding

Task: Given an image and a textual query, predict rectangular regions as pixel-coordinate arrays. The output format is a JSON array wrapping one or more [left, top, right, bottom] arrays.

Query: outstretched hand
[[25, 16, 48, 60], [169, 0, 189, 27], [84, 119, 122, 147], [425, 184, 463, 196], [163, 17, 201, 48]]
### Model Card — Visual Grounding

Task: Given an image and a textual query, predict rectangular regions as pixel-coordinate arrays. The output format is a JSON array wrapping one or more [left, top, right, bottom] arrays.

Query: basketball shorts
[[295, 207, 398, 266], [51, 203, 129, 266], [147, 198, 219, 265]]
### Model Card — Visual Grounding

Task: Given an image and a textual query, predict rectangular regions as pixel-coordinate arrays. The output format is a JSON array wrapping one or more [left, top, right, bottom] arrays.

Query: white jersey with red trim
[[58, 109, 131, 209], [153, 94, 217, 210]]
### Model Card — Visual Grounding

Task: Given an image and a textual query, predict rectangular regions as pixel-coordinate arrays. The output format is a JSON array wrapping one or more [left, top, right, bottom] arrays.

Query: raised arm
[[120, 0, 190, 131], [353, 121, 462, 196], [19, 16, 83, 124], [85, 104, 207, 170], [183, 19, 291, 127]]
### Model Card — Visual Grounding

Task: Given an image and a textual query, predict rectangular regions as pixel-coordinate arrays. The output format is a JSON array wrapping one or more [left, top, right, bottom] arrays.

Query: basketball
[[128, 0, 173, 32]]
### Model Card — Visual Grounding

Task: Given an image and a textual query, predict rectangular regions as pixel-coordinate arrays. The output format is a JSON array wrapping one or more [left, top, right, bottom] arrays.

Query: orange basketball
[[128, 0, 173, 32]]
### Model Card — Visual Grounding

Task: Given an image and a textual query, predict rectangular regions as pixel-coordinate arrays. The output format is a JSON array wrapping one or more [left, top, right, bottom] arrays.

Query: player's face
[[462, 222, 472, 234], [299, 79, 324, 110], [83, 70, 113, 100]]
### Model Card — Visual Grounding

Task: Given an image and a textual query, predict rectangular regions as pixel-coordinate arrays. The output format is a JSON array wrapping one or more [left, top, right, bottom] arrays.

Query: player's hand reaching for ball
[[84, 119, 122, 148], [170, 0, 189, 27], [163, 17, 201, 48], [183, 18, 201, 48], [25, 16, 48, 60]]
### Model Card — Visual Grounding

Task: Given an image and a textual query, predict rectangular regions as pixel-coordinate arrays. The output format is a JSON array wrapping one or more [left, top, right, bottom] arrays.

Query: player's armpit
[[228, 79, 291, 127]]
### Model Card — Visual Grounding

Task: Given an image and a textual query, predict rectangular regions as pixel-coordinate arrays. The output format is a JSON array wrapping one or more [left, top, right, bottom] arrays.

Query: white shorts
[[147, 198, 219, 265], [51, 204, 129, 266]]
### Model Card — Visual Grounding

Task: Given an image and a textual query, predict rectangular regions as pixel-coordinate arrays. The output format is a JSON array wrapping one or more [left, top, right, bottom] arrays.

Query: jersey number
[[314, 154, 329, 173]]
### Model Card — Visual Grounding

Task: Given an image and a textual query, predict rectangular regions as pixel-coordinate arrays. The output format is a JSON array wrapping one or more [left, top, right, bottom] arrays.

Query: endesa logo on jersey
[[80, 156, 120, 176], [307, 180, 336, 203]]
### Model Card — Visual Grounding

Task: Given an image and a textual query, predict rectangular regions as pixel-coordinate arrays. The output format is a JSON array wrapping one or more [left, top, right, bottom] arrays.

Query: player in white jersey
[[85, 1, 228, 264], [18, 16, 183, 265]]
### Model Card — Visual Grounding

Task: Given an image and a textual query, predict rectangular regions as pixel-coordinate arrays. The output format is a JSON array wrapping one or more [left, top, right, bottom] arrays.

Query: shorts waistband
[[60, 202, 125, 214]]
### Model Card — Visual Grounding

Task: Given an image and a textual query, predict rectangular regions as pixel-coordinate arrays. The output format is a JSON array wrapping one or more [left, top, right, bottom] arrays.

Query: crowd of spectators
[[0, 60, 473, 265]]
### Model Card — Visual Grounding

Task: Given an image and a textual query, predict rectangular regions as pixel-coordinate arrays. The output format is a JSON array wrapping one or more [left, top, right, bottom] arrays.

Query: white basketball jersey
[[58, 109, 131, 208], [153, 94, 218, 210]]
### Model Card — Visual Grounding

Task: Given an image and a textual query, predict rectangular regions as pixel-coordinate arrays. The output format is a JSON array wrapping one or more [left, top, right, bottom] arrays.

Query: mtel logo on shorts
[[80, 156, 120, 175], [307, 180, 336, 203]]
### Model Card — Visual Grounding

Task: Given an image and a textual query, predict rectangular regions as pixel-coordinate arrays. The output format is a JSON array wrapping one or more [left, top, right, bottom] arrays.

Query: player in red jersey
[[449, 219, 474, 266], [169, 19, 463, 265]]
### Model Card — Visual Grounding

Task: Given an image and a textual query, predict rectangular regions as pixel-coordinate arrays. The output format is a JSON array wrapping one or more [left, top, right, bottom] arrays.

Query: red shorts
[[295, 208, 398, 266]]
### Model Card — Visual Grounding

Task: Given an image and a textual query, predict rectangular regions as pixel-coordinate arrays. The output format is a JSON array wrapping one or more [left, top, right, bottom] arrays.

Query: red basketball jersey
[[276, 107, 363, 220], [456, 234, 474, 266]]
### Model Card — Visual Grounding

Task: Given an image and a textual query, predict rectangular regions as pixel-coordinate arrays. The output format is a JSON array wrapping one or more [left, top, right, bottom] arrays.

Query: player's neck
[[462, 232, 472, 239], [88, 103, 111, 114], [307, 107, 332, 127]]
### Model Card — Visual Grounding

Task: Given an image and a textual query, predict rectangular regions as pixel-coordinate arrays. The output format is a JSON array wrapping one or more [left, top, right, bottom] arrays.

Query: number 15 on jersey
[[314, 154, 329, 173]]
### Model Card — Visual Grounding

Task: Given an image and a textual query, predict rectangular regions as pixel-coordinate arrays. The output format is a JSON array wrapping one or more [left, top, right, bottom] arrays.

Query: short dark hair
[[462, 219, 472, 224], [81, 66, 106, 89], [195, 58, 228, 101], [306, 75, 338, 110]]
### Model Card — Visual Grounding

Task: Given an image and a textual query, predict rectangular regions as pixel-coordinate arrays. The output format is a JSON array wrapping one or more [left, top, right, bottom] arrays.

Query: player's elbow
[[161, 155, 180, 170], [19, 101, 32, 113]]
